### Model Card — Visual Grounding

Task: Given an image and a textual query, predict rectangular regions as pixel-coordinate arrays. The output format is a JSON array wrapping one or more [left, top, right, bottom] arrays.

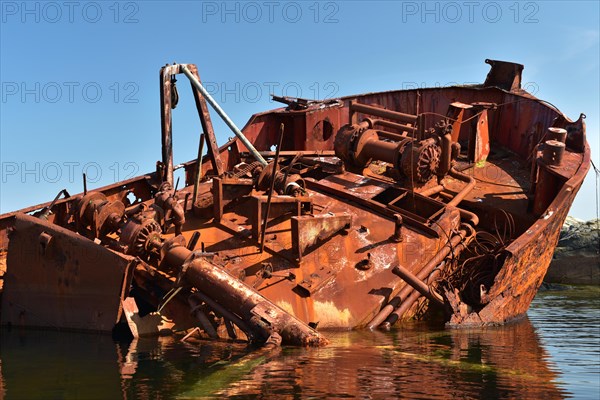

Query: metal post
[[193, 133, 206, 204], [260, 123, 285, 253], [160, 65, 176, 184]]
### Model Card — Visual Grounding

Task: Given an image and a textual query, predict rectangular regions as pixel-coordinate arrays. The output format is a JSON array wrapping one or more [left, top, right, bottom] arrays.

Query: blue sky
[[0, 0, 599, 219]]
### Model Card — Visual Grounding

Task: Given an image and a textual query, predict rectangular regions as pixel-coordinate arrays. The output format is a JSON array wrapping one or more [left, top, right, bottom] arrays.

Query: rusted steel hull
[[1, 214, 136, 331], [0, 59, 590, 345], [450, 144, 590, 326]]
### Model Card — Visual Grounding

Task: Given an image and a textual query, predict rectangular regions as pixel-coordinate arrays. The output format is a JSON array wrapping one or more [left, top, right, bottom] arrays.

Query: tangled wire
[[440, 210, 515, 310]]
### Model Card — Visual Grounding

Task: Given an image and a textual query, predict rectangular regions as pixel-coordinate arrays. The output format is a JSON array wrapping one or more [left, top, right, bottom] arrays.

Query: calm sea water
[[0, 286, 598, 399]]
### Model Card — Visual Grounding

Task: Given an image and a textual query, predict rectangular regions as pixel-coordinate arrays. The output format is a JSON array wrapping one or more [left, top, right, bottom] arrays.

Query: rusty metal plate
[[291, 212, 351, 260], [295, 267, 335, 296], [1, 213, 135, 332]]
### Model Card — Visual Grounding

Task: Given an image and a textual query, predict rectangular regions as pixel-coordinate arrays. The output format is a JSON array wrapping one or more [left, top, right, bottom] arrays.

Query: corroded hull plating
[[0, 60, 590, 345]]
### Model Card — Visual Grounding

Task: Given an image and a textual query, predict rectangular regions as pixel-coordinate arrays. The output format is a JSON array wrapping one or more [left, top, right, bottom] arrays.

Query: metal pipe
[[181, 65, 267, 166], [187, 231, 201, 250], [437, 192, 480, 226], [367, 274, 423, 330], [371, 119, 416, 133], [382, 266, 444, 329], [388, 286, 423, 327], [188, 295, 218, 338], [190, 291, 256, 340], [383, 226, 476, 328], [369, 260, 443, 330], [367, 225, 474, 329], [447, 167, 476, 207], [224, 319, 238, 340], [376, 130, 409, 142], [163, 244, 327, 346], [243, 150, 336, 158], [38, 189, 68, 220], [183, 256, 328, 346], [351, 102, 417, 124], [418, 185, 444, 197], [391, 265, 444, 306], [458, 208, 479, 226]]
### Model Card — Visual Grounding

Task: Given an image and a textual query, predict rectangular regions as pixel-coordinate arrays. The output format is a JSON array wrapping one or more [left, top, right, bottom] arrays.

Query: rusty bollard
[[543, 140, 565, 166], [391, 214, 404, 243]]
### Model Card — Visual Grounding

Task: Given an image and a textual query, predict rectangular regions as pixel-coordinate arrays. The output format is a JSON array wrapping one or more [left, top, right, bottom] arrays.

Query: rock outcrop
[[545, 217, 599, 285]]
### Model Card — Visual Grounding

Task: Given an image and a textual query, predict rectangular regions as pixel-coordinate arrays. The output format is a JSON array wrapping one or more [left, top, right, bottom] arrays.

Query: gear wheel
[[120, 217, 163, 256], [131, 219, 163, 256], [401, 141, 441, 183]]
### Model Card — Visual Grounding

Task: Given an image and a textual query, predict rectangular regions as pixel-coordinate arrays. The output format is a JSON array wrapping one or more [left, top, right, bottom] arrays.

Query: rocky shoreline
[[545, 217, 600, 285]]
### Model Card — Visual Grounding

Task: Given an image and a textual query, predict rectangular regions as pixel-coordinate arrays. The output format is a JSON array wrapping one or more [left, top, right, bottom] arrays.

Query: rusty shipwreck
[[0, 60, 591, 346]]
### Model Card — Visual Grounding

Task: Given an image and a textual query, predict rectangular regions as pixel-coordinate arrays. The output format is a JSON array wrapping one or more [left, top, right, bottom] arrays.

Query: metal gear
[[132, 219, 163, 256], [120, 217, 163, 256], [401, 141, 441, 183]]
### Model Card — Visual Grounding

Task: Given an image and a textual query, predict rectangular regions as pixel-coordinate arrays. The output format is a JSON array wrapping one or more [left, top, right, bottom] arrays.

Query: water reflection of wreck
[[0, 318, 567, 398], [202, 319, 567, 399], [0, 60, 590, 346]]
